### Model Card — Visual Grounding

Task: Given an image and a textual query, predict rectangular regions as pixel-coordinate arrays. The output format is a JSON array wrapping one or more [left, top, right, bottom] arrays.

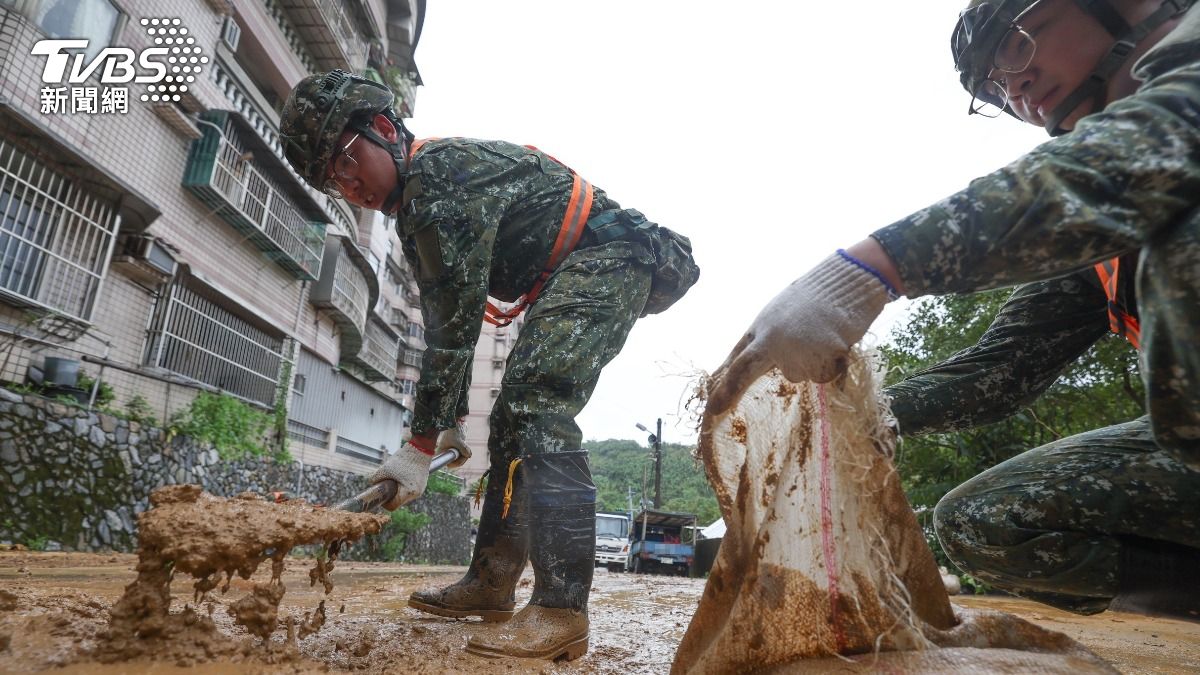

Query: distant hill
[[583, 438, 721, 525]]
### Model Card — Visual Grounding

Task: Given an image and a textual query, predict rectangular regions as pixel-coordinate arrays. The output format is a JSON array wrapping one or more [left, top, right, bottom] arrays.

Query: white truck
[[595, 512, 631, 572]]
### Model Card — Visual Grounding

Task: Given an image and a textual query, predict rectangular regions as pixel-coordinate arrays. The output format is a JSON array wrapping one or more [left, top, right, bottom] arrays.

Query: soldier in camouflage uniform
[[709, 0, 1200, 619], [279, 70, 699, 659]]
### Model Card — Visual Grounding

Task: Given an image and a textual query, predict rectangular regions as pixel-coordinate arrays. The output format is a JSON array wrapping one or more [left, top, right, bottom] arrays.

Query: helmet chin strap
[[1045, 0, 1192, 135], [354, 118, 413, 214]]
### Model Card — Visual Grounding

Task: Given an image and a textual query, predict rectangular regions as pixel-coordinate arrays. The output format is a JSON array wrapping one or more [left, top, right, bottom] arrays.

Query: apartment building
[[460, 318, 522, 499], [0, 0, 426, 476]]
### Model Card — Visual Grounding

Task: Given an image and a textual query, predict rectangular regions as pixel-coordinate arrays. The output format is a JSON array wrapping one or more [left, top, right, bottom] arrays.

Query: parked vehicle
[[627, 509, 697, 576], [595, 512, 631, 572]]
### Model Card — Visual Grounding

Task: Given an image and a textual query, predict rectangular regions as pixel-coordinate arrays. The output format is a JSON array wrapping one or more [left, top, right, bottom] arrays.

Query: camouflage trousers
[[486, 236, 655, 467], [1140, 207, 1200, 465], [933, 415, 1200, 615]]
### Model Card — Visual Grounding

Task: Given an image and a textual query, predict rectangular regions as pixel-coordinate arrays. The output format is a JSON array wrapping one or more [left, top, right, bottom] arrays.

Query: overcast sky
[[410, 1, 1047, 446]]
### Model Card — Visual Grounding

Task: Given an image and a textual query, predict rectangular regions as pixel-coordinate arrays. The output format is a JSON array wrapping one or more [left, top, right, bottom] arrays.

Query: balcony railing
[[278, 0, 370, 72], [183, 112, 325, 281], [209, 59, 355, 235], [349, 315, 399, 382], [311, 237, 370, 332], [0, 138, 119, 323]]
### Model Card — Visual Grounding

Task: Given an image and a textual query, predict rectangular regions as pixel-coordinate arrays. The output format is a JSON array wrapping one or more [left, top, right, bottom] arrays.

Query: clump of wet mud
[[94, 484, 386, 666]]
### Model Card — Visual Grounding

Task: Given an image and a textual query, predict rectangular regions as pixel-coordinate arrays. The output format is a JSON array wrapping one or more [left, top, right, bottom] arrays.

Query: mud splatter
[[729, 416, 748, 444], [94, 484, 386, 666]]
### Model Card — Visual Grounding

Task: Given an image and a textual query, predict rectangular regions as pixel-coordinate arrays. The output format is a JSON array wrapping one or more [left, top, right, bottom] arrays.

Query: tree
[[585, 439, 721, 526], [880, 289, 1144, 580]]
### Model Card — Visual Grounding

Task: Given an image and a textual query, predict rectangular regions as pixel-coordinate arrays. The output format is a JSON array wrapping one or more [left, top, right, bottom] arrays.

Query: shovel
[[332, 449, 461, 513], [322, 449, 461, 562]]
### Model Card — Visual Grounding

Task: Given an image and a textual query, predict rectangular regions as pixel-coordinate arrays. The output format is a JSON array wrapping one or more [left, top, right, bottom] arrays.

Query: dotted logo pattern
[[137, 17, 208, 103]]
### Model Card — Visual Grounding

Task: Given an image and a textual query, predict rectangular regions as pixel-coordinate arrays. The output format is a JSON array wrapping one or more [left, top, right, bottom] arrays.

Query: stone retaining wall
[[0, 388, 469, 564]]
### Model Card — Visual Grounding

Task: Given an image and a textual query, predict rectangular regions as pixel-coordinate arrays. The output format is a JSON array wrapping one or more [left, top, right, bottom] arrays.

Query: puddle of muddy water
[[3, 552, 1199, 674]]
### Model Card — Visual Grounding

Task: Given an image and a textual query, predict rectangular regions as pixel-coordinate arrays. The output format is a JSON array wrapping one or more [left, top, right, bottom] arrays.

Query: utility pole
[[654, 417, 663, 509], [637, 418, 664, 509]]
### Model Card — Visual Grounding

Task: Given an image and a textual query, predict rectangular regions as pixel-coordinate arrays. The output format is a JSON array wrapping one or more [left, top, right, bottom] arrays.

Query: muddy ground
[[0, 551, 1197, 674]]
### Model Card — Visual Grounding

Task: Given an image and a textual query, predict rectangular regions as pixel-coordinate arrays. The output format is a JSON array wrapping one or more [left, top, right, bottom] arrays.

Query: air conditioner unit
[[220, 15, 242, 51], [112, 235, 178, 284]]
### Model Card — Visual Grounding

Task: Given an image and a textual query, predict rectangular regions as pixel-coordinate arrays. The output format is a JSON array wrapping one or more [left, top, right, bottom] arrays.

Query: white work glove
[[436, 422, 472, 469], [369, 444, 433, 510], [707, 251, 895, 416]]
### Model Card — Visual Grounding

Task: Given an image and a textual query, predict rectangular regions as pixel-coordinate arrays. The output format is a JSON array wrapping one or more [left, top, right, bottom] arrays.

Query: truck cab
[[595, 512, 630, 572], [627, 509, 697, 576]]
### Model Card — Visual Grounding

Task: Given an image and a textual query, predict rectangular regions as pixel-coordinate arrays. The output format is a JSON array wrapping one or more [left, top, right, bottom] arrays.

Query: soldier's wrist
[[409, 434, 436, 455]]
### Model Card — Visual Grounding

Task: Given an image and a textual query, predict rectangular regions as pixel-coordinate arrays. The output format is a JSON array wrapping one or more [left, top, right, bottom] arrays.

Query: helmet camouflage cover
[[280, 70, 395, 188], [951, 0, 1038, 99]]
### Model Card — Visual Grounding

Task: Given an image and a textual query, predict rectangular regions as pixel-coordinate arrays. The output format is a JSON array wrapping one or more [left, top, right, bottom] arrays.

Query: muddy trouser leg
[[407, 455, 528, 621], [1138, 211, 1200, 469], [932, 416, 1200, 615], [466, 239, 653, 659], [523, 451, 597, 611]]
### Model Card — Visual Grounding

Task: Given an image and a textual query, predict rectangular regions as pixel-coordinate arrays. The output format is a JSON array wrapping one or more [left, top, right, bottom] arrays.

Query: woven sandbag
[[672, 353, 1114, 674]]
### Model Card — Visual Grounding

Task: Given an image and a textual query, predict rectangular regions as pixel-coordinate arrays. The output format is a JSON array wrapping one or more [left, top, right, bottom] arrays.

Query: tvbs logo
[[32, 17, 206, 103]]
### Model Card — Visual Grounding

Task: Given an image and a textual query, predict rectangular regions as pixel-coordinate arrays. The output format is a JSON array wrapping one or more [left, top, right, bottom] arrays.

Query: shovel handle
[[333, 449, 460, 513]]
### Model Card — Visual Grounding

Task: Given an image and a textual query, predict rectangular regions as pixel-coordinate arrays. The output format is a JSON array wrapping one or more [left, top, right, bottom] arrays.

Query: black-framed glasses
[[323, 132, 361, 199]]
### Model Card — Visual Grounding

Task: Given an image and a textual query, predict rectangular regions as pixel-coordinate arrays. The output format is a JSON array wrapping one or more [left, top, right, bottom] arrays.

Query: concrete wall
[[0, 387, 468, 562]]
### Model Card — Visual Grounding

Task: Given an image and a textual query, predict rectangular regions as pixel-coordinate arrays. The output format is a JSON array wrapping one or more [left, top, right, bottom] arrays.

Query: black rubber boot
[[1108, 538, 1200, 622], [408, 464, 529, 622], [467, 451, 595, 661]]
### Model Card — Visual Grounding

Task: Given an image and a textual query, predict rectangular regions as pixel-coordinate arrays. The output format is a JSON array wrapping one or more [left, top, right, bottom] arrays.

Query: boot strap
[[501, 458, 524, 519]]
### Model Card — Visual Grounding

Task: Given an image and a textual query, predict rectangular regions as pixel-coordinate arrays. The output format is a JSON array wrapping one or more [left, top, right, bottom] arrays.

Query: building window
[[398, 379, 415, 395], [402, 348, 421, 367], [292, 372, 306, 395], [144, 274, 288, 406], [390, 308, 408, 332], [492, 358, 504, 370], [7, 0, 124, 61], [407, 323, 423, 341], [286, 418, 328, 448], [0, 139, 117, 322]]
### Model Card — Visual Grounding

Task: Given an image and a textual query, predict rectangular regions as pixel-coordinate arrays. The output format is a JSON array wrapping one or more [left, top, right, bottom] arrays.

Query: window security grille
[[335, 435, 384, 465], [0, 139, 118, 322], [286, 418, 328, 448], [144, 276, 287, 406]]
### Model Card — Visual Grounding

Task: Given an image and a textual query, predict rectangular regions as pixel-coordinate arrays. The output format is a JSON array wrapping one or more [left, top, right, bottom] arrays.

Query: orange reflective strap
[[1093, 258, 1141, 350], [482, 172, 594, 327], [408, 137, 437, 160]]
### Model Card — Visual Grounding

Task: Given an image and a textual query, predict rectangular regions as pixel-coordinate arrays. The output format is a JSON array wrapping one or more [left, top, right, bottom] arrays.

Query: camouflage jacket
[[875, 7, 1200, 448], [872, 7, 1200, 293], [395, 138, 618, 437], [885, 255, 1137, 436]]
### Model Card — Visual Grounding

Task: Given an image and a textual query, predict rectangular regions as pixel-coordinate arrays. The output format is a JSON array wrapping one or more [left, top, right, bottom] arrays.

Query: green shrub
[[171, 392, 281, 462], [379, 507, 431, 560], [122, 394, 159, 427], [426, 471, 462, 496], [76, 371, 114, 407]]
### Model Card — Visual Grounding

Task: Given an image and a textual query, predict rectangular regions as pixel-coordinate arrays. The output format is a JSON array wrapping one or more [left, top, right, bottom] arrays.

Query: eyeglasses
[[969, 0, 1047, 117], [970, 24, 1037, 117], [323, 132, 361, 199]]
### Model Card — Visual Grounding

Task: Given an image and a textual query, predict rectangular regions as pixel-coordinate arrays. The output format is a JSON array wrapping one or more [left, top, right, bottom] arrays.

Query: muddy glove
[[707, 250, 897, 416], [369, 443, 433, 510], [436, 422, 472, 469]]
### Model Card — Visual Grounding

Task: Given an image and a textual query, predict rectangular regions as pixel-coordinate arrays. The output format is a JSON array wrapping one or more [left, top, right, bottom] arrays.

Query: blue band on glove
[[837, 249, 900, 300]]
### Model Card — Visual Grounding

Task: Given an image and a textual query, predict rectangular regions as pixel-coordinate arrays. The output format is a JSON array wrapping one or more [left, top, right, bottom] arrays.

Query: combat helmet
[[281, 70, 413, 208], [951, 0, 1194, 135]]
